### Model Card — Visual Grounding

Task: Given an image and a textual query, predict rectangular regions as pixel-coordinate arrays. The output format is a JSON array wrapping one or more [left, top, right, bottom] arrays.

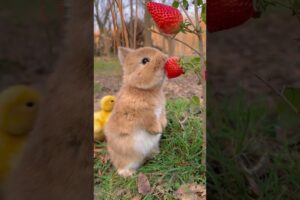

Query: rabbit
[[104, 47, 168, 177]]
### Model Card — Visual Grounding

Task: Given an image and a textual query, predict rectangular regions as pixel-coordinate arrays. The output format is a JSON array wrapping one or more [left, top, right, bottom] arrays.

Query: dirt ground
[[94, 72, 202, 110], [208, 11, 300, 98]]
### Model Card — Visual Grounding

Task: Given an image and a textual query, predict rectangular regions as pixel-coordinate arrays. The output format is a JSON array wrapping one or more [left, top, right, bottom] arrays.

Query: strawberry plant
[[207, 0, 254, 32], [146, 1, 206, 85], [165, 57, 184, 78], [146, 0, 207, 166], [146, 2, 183, 35], [207, 0, 300, 32]]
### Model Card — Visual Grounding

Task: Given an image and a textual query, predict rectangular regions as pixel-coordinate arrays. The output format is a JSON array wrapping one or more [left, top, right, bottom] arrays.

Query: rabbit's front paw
[[160, 115, 167, 129], [118, 169, 135, 177], [147, 122, 162, 135]]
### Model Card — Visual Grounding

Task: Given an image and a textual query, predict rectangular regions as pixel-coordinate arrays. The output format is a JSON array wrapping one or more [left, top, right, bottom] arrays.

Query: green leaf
[[282, 87, 300, 110], [197, 0, 203, 6], [292, 0, 300, 12], [191, 57, 201, 64], [191, 96, 200, 106], [183, 0, 189, 10], [144, 195, 154, 200], [172, 0, 179, 8], [277, 87, 300, 129]]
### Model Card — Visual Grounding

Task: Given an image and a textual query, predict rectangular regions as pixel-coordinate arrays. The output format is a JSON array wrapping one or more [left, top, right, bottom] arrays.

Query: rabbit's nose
[[158, 54, 168, 64], [162, 55, 168, 63]]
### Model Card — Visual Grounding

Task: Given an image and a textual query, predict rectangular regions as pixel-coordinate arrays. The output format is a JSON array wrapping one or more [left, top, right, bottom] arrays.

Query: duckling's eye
[[26, 102, 35, 107], [141, 57, 150, 64], [111, 100, 114, 103]]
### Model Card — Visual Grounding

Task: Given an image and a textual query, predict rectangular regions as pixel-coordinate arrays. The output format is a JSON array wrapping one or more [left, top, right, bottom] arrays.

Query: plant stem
[[185, 26, 203, 37], [184, 62, 203, 84], [254, 73, 300, 115], [192, 3, 207, 166], [180, 3, 203, 37], [264, 0, 293, 10], [180, 4, 198, 32], [148, 29, 202, 56]]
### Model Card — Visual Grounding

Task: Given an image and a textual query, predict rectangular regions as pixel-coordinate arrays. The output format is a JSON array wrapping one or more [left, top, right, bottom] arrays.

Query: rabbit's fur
[[105, 47, 168, 177]]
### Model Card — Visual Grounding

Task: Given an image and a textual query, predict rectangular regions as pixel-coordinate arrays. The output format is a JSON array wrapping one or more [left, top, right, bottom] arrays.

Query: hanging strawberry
[[207, 0, 255, 32], [165, 57, 184, 79], [146, 2, 183, 35]]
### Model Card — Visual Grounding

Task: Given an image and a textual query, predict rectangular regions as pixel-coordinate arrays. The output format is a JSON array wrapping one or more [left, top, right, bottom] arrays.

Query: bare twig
[[264, 0, 293, 10], [178, 113, 189, 130], [254, 73, 300, 115], [180, 3, 203, 38], [185, 61, 204, 84], [115, 0, 129, 47], [180, 4, 197, 32], [148, 29, 201, 56], [109, 0, 120, 52], [239, 152, 269, 175], [133, 0, 138, 48]]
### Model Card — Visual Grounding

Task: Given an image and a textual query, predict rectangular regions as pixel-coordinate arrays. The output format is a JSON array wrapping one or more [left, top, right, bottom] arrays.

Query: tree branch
[[148, 29, 201, 56], [180, 4, 197, 32], [254, 72, 300, 115]]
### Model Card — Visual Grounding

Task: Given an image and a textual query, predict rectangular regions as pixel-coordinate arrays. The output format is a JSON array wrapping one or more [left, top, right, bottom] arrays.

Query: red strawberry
[[165, 57, 184, 79], [207, 0, 254, 32], [146, 2, 183, 35]]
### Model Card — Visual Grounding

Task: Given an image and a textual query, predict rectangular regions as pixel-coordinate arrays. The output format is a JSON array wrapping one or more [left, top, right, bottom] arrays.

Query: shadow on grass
[[207, 91, 300, 199]]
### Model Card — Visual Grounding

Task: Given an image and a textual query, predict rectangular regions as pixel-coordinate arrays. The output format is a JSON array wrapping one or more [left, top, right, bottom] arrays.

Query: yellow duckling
[[0, 85, 40, 188], [94, 95, 115, 141]]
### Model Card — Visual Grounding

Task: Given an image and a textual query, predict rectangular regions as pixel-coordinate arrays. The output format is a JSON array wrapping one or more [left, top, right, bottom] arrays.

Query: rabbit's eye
[[141, 57, 150, 64], [26, 101, 35, 107]]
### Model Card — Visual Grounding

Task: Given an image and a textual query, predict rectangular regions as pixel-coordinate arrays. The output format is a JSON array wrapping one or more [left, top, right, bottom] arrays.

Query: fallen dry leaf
[[116, 188, 131, 198], [97, 154, 110, 164], [132, 194, 142, 200], [174, 193, 200, 200], [97, 169, 102, 176], [137, 173, 151, 195], [94, 148, 101, 153], [189, 183, 206, 194], [173, 183, 206, 200], [155, 185, 166, 194]]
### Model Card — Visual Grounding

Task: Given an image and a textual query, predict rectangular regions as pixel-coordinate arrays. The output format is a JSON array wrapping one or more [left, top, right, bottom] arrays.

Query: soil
[[208, 11, 300, 98], [94, 73, 202, 111]]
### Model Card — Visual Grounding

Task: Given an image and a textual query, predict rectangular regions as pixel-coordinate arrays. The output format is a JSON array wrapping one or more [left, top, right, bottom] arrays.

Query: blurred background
[[94, 0, 206, 57], [93, 0, 205, 111], [0, 0, 64, 92]]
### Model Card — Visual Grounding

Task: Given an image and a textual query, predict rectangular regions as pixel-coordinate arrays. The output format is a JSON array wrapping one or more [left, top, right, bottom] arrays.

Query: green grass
[[94, 98, 205, 199], [207, 92, 300, 199], [94, 84, 103, 94], [94, 57, 121, 76]]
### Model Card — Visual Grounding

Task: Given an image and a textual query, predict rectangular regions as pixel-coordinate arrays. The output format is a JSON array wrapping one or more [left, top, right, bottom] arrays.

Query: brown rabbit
[[104, 47, 168, 177]]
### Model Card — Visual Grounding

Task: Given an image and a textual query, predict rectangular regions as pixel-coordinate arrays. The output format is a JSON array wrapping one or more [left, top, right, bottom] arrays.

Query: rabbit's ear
[[118, 47, 133, 65]]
